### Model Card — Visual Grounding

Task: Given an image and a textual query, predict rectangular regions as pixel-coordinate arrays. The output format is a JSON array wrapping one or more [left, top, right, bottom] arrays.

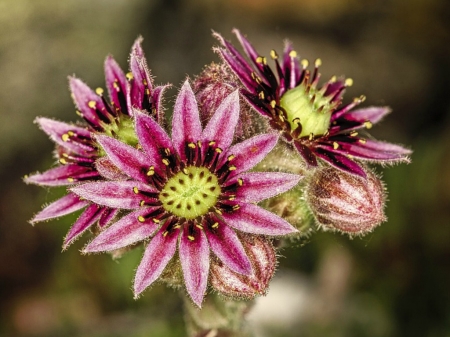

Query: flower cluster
[[26, 29, 411, 308]]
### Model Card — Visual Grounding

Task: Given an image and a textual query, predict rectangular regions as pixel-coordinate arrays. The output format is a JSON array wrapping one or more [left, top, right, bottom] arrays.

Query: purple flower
[[71, 81, 300, 307], [25, 38, 168, 248], [215, 29, 411, 177]]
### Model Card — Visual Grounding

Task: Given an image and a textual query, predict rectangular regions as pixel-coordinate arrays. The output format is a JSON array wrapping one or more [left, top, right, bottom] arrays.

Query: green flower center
[[280, 83, 334, 138], [159, 166, 221, 219], [100, 115, 139, 155]]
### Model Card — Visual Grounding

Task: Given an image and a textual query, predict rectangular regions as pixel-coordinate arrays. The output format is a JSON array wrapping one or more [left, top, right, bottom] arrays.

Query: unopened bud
[[193, 62, 266, 140], [210, 235, 276, 299], [306, 166, 386, 235]]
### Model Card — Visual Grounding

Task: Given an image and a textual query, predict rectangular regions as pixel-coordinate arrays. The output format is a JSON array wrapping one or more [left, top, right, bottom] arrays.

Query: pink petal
[[95, 157, 129, 181], [226, 133, 278, 177], [98, 208, 119, 228], [31, 193, 88, 223], [333, 106, 390, 124], [234, 172, 301, 203], [96, 135, 150, 183], [152, 84, 170, 124], [202, 90, 239, 150], [314, 148, 366, 177], [134, 109, 174, 175], [71, 181, 155, 209], [172, 81, 202, 160], [69, 77, 111, 128], [63, 204, 104, 249], [25, 165, 98, 186], [104, 55, 128, 114], [35, 117, 94, 155], [179, 225, 210, 307], [84, 208, 160, 252], [134, 223, 180, 297], [204, 216, 251, 276], [222, 203, 297, 236]]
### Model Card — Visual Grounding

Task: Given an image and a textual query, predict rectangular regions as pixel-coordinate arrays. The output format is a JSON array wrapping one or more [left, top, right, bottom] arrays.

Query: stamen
[[95, 88, 104, 96], [270, 50, 278, 59]]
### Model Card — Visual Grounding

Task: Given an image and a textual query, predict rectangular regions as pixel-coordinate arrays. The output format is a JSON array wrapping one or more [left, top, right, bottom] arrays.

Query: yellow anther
[[347, 154, 354, 159], [232, 205, 240, 211], [364, 121, 373, 129], [188, 235, 195, 241], [133, 187, 139, 194], [145, 88, 150, 95], [211, 222, 219, 228], [301, 59, 309, 68], [95, 87, 104, 96], [182, 168, 189, 175], [162, 158, 170, 166], [228, 165, 237, 171], [59, 158, 67, 165], [174, 224, 181, 229], [75, 110, 83, 117], [138, 216, 145, 223], [359, 138, 367, 144], [164, 148, 171, 155], [345, 78, 354, 87], [350, 131, 358, 137], [88, 101, 97, 109], [209, 140, 216, 146], [162, 231, 168, 237], [279, 114, 285, 122], [292, 117, 301, 125], [196, 224, 204, 230], [333, 142, 339, 150], [142, 78, 148, 86], [359, 95, 366, 102], [126, 72, 134, 80], [229, 196, 235, 201], [67, 131, 75, 137], [259, 91, 265, 100], [289, 50, 298, 58], [227, 154, 235, 161], [256, 56, 264, 64], [61, 133, 70, 142], [146, 166, 155, 176], [152, 218, 160, 224], [215, 147, 223, 154], [188, 142, 196, 149], [113, 81, 119, 89], [62, 153, 69, 158], [315, 58, 322, 67], [270, 50, 278, 59], [270, 100, 276, 109], [140, 200, 146, 207], [67, 177, 75, 183], [309, 133, 314, 141], [197, 140, 202, 147], [237, 178, 244, 186], [215, 208, 222, 215]]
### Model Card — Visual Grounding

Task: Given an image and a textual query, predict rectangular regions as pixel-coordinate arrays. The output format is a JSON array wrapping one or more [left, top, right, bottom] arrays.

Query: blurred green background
[[1, 0, 449, 336]]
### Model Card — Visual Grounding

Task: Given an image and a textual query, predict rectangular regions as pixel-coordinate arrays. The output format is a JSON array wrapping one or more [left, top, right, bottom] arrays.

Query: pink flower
[[72, 81, 300, 307]]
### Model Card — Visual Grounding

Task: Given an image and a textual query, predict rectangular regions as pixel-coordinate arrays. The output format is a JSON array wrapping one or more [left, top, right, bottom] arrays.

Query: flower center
[[99, 115, 139, 155], [159, 166, 221, 220], [279, 83, 333, 138]]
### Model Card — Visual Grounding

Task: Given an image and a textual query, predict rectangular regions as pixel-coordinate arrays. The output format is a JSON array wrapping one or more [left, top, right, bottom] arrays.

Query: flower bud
[[210, 235, 276, 300], [306, 166, 386, 235], [193, 62, 266, 140]]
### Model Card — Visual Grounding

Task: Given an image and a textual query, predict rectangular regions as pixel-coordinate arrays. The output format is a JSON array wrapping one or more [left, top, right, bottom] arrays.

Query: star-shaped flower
[[71, 81, 300, 307], [215, 29, 411, 177], [25, 38, 168, 248]]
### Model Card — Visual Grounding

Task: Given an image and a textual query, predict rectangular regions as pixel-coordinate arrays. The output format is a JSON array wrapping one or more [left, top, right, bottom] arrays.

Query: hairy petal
[[63, 204, 104, 249], [25, 165, 98, 186], [226, 133, 278, 177], [314, 148, 366, 177], [235, 172, 301, 203], [204, 216, 252, 276], [104, 55, 128, 114], [179, 225, 209, 308], [222, 203, 297, 236], [71, 181, 155, 209], [84, 208, 160, 252], [98, 208, 119, 228], [31, 193, 88, 223], [134, 223, 180, 297], [35, 117, 94, 155], [172, 81, 202, 159], [202, 90, 239, 150], [96, 135, 150, 182]]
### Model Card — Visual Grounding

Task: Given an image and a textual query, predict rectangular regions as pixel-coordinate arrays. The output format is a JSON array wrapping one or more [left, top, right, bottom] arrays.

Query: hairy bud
[[210, 235, 276, 300], [193, 62, 266, 140], [306, 166, 386, 235]]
